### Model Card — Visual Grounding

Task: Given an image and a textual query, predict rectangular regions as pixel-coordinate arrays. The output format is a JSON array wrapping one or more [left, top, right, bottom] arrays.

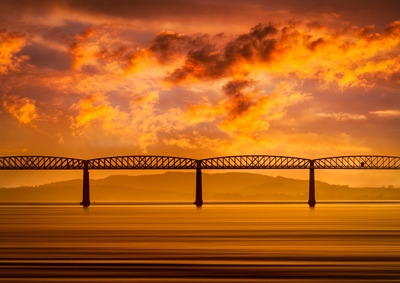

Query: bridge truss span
[[200, 155, 311, 169], [88, 156, 198, 170], [314, 155, 400, 169], [0, 156, 84, 170]]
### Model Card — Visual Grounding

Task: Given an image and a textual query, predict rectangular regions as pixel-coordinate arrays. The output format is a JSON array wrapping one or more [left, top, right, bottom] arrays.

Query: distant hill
[[0, 172, 399, 202]]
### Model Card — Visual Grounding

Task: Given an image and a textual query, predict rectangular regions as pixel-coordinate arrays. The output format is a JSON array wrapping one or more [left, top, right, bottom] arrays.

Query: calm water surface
[[0, 204, 400, 282]]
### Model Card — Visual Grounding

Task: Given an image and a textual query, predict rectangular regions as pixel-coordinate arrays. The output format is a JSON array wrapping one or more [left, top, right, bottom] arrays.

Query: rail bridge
[[1, 155, 399, 207]]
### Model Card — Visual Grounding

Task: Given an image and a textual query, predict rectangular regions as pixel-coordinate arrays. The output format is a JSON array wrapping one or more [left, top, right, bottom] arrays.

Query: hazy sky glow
[[1, 0, 400, 187]]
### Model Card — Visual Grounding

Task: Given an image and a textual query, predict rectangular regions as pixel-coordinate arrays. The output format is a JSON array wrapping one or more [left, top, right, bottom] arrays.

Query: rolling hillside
[[0, 172, 399, 202]]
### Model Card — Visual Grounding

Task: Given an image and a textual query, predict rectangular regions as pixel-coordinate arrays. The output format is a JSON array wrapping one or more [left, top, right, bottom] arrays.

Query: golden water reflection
[[0, 204, 399, 282]]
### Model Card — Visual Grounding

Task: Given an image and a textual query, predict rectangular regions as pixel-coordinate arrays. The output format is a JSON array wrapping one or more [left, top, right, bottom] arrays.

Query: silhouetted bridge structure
[[1, 155, 400, 207]]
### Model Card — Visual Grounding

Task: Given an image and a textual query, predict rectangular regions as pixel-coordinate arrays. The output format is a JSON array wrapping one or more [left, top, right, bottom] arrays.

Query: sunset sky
[[1, 0, 400, 187]]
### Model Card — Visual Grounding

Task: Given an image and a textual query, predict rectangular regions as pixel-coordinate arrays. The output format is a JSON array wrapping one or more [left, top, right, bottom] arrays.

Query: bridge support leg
[[80, 161, 90, 207], [194, 160, 203, 207], [308, 160, 316, 207]]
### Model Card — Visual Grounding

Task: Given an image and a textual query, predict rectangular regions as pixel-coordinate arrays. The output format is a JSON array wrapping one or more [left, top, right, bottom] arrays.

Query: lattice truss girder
[[1, 155, 400, 170], [201, 156, 310, 169], [314, 156, 400, 169], [89, 156, 198, 169], [0, 156, 84, 169]]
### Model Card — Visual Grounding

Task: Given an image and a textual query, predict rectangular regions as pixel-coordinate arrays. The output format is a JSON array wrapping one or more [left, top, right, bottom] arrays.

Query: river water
[[1, 204, 400, 282]]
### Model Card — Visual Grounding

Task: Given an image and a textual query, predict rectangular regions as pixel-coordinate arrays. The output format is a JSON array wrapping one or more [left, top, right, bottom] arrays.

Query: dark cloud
[[165, 23, 278, 84], [306, 21, 324, 30], [384, 21, 400, 36], [19, 44, 71, 71], [166, 44, 228, 83], [224, 23, 277, 61], [222, 79, 255, 119], [307, 38, 324, 51], [148, 31, 191, 64]]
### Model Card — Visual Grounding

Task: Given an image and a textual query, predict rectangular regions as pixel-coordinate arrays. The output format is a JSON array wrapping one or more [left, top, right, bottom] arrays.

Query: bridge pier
[[194, 160, 203, 207], [308, 160, 316, 207], [80, 161, 90, 207]]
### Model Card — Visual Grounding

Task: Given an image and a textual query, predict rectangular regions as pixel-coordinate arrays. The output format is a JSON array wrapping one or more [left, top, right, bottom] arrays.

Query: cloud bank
[[0, 1, 399, 159]]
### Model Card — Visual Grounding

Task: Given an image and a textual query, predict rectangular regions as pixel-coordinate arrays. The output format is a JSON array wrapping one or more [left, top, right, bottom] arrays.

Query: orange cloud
[[68, 22, 400, 91], [163, 134, 198, 150], [129, 91, 198, 153], [370, 110, 400, 117], [69, 27, 211, 79], [119, 30, 207, 77], [0, 146, 28, 155], [70, 93, 129, 135], [69, 91, 191, 153], [0, 31, 28, 74], [317, 112, 367, 121], [159, 22, 400, 89], [186, 80, 310, 142], [70, 26, 136, 73], [128, 92, 161, 152], [70, 27, 98, 70], [2, 94, 38, 124], [19, 21, 400, 156]]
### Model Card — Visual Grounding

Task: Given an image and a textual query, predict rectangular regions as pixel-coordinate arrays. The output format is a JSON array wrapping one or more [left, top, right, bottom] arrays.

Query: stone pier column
[[80, 161, 90, 207], [194, 160, 203, 207], [308, 160, 316, 207]]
